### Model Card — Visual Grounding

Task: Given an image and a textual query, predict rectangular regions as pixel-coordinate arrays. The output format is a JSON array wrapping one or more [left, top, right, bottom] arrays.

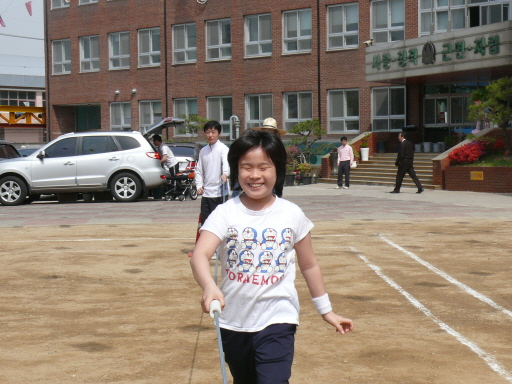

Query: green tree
[[176, 114, 208, 141], [468, 77, 512, 155], [289, 119, 326, 162]]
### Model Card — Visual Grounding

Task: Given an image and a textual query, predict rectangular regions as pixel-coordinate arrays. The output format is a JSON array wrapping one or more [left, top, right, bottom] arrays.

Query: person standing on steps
[[335, 136, 354, 189], [390, 132, 424, 194]]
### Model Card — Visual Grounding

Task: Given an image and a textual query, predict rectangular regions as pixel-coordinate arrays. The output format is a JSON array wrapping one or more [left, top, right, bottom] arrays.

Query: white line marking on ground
[[312, 234, 354, 237], [1, 237, 196, 243], [379, 235, 512, 319], [350, 246, 512, 383]]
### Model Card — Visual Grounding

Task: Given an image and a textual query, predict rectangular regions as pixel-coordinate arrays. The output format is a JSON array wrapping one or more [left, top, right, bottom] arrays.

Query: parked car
[[166, 142, 203, 172], [0, 140, 21, 160], [0, 131, 168, 206]]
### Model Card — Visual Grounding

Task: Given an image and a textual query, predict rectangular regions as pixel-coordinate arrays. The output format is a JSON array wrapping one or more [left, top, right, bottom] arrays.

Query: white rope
[[197, 0, 207, 4]]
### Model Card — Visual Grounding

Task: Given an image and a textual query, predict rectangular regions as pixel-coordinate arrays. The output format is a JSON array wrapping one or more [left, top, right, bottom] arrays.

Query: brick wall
[[46, 0, 422, 141], [445, 167, 512, 193]]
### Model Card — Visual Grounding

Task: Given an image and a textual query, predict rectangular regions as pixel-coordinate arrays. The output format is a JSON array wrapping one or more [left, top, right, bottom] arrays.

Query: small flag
[[25, 1, 33, 16], [0, 15, 6, 28]]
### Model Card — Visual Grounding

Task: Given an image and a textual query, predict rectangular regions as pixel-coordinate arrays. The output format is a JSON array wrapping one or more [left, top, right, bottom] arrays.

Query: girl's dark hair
[[228, 130, 287, 197]]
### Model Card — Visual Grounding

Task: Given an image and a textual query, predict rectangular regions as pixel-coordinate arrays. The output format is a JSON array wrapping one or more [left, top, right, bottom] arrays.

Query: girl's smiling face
[[238, 146, 277, 210]]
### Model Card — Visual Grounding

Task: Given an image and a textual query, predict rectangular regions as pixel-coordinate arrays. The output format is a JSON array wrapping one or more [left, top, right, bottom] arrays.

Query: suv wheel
[[0, 176, 27, 206], [110, 173, 142, 202]]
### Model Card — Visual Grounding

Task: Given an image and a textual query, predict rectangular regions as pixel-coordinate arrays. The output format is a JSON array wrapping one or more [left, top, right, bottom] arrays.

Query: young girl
[[190, 130, 354, 384]]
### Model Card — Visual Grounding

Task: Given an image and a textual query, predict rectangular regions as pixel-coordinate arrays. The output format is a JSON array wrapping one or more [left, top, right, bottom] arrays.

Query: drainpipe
[[163, 0, 168, 117], [316, 0, 322, 123], [44, 0, 50, 142], [230, 115, 240, 140]]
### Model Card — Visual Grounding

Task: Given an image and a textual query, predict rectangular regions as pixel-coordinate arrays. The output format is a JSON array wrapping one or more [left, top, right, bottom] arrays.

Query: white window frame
[[284, 91, 313, 132], [328, 89, 360, 133], [110, 102, 131, 131], [79, 0, 98, 4], [80, 35, 100, 73], [420, 0, 466, 35], [139, 100, 162, 130], [468, 0, 510, 28], [245, 94, 273, 129], [371, 0, 405, 44], [207, 96, 232, 135], [51, 0, 70, 9], [372, 86, 406, 131], [52, 39, 71, 75], [206, 19, 232, 61], [174, 98, 198, 136], [327, 4, 359, 50], [245, 14, 272, 57], [173, 23, 197, 64], [283, 9, 312, 54], [109, 31, 130, 70], [138, 28, 161, 67]]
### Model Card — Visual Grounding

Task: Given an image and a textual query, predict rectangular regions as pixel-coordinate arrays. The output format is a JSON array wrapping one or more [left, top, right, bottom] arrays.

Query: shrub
[[448, 141, 486, 165]]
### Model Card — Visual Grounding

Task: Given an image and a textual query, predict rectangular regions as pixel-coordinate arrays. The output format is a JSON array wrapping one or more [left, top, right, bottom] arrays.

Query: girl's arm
[[190, 230, 225, 314], [295, 233, 354, 335]]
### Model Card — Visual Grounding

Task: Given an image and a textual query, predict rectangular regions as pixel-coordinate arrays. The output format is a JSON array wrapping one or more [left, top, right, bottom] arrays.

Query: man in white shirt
[[195, 121, 230, 225], [336, 136, 354, 189], [153, 135, 179, 176]]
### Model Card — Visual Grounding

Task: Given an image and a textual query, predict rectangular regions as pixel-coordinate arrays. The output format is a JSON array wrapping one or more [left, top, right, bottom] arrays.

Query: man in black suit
[[390, 132, 424, 194]]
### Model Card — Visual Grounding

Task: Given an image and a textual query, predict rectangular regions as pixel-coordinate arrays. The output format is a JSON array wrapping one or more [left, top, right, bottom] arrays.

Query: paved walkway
[[0, 184, 511, 228]]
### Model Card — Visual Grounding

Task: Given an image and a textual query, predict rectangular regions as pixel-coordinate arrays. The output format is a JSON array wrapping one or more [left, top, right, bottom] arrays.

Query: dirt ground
[[1, 218, 511, 383]]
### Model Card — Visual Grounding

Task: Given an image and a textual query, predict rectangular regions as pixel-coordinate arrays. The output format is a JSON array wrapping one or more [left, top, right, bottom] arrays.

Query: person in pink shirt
[[336, 136, 354, 189]]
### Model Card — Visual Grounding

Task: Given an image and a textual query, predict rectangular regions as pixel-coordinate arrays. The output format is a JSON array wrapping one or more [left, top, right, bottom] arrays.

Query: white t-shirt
[[194, 140, 230, 198], [159, 144, 178, 170], [201, 196, 314, 332]]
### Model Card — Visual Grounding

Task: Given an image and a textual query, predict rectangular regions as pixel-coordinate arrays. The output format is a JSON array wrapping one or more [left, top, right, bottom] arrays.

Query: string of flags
[[0, 1, 34, 28]]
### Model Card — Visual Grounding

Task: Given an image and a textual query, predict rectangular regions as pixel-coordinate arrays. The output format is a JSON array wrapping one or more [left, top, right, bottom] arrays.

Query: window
[[207, 96, 232, 135], [469, 0, 510, 28], [284, 92, 312, 131], [138, 28, 161, 67], [81, 136, 118, 156], [327, 4, 359, 49], [79, 0, 98, 4], [372, 86, 405, 131], [174, 98, 198, 135], [283, 9, 312, 53], [110, 102, 131, 130], [371, 0, 404, 43], [116, 136, 141, 151], [45, 138, 77, 158], [0, 90, 37, 107], [420, 0, 466, 34], [140, 100, 162, 129], [80, 35, 100, 72], [424, 96, 471, 125], [109, 32, 130, 69], [328, 89, 360, 132], [51, 0, 69, 9], [173, 23, 197, 64], [206, 19, 231, 61], [245, 14, 272, 57], [246, 94, 273, 129], [52, 39, 71, 75]]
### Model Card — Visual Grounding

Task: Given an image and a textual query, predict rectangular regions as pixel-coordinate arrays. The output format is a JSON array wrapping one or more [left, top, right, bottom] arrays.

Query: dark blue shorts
[[220, 323, 297, 384]]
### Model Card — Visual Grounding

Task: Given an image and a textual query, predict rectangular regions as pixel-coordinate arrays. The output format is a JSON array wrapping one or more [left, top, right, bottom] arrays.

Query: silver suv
[[0, 131, 167, 205]]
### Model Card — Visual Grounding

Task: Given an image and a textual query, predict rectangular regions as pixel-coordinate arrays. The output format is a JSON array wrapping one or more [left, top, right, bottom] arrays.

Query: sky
[[0, 0, 44, 57]]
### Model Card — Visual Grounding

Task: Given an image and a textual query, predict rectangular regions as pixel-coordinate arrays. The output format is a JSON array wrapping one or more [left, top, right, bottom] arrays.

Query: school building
[[44, 0, 512, 151]]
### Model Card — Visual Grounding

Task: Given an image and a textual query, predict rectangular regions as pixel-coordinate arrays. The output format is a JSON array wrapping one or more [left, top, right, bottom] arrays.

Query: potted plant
[[360, 136, 370, 161], [297, 162, 313, 185], [285, 145, 300, 186]]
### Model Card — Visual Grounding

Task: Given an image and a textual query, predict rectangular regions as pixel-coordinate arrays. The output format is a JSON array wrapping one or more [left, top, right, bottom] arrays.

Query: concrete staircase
[[319, 153, 440, 190]]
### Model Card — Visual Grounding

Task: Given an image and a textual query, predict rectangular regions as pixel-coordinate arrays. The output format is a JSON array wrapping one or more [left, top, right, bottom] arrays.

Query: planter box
[[445, 166, 512, 193]]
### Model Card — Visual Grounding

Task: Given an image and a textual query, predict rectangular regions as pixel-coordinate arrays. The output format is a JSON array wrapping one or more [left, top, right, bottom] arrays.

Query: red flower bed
[[448, 141, 487, 165]]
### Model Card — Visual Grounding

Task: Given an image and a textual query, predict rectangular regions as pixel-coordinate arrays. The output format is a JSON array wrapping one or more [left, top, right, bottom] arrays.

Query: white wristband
[[312, 293, 332, 315]]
